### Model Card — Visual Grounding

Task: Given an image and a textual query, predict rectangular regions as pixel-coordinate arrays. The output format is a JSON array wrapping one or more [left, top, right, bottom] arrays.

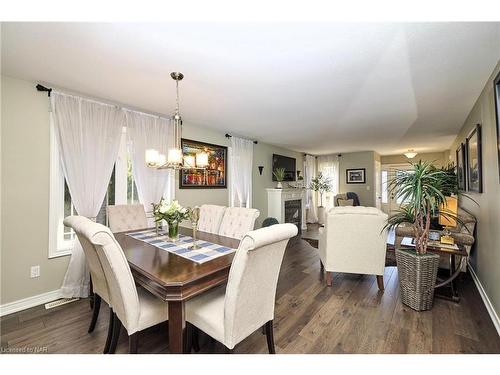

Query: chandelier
[[145, 72, 208, 170], [404, 149, 418, 159]]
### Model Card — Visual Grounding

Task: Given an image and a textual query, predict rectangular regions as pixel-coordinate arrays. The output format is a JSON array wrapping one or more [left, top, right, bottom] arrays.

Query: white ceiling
[[2, 22, 499, 155]]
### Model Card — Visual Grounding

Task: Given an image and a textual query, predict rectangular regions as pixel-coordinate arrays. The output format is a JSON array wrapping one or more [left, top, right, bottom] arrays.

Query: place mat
[[126, 229, 236, 264]]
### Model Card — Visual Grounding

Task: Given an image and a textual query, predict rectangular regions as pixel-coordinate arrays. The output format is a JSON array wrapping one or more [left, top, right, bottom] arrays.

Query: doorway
[[381, 163, 413, 215]]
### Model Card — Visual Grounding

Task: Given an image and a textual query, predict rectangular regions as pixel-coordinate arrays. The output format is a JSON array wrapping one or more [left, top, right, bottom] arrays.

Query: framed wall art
[[466, 124, 482, 193], [494, 70, 500, 182], [346, 168, 366, 184], [179, 139, 228, 189], [456, 143, 466, 191]]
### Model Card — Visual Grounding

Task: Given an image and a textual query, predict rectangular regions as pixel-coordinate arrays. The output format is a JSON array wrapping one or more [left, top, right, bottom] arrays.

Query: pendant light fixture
[[145, 72, 209, 170], [404, 149, 418, 159]]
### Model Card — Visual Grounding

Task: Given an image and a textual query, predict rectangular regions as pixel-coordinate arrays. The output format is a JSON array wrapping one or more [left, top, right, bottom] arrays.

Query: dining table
[[114, 226, 240, 354]]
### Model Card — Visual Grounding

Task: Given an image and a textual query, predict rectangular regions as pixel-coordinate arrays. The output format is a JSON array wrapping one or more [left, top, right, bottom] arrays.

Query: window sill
[[48, 247, 72, 259]]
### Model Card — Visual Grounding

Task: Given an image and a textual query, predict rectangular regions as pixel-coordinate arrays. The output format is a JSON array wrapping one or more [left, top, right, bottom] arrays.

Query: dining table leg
[[168, 300, 186, 354]]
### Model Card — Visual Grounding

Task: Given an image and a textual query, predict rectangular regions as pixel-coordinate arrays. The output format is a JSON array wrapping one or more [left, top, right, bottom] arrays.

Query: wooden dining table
[[114, 226, 240, 354]]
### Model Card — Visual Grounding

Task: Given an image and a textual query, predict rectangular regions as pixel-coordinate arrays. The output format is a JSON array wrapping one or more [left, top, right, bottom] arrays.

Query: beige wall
[[0, 74, 302, 304], [1, 75, 70, 304], [338, 151, 376, 207], [252, 143, 303, 227], [450, 61, 500, 318], [380, 151, 449, 167]]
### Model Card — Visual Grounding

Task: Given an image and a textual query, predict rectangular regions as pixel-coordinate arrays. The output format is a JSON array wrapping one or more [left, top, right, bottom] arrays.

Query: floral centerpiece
[[152, 199, 190, 241]]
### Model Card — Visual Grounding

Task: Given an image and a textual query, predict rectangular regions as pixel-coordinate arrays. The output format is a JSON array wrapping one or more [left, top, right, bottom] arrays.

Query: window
[[381, 170, 388, 204], [49, 123, 139, 258], [317, 155, 340, 209]]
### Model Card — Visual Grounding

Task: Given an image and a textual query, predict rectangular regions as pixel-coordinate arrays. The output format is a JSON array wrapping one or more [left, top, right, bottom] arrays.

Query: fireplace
[[266, 188, 307, 231], [284, 199, 302, 232]]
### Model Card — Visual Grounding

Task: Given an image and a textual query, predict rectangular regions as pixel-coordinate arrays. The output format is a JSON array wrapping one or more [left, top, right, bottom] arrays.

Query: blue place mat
[[126, 229, 236, 264]]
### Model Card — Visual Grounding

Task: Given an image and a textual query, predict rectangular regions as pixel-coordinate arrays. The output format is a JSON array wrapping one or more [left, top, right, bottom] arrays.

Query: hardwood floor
[[1, 236, 499, 354]]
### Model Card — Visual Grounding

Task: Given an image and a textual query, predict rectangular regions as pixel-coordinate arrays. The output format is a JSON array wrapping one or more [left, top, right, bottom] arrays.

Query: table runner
[[126, 229, 236, 264]]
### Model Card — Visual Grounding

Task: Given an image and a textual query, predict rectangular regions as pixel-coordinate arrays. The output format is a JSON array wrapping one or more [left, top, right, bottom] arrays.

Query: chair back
[[197, 205, 226, 234], [63, 216, 110, 303], [218, 207, 260, 239], [320, 206, 387, 275], [107, 204, 148, 233], [75, 217, 141, 333], [223, 223, 297, 348]]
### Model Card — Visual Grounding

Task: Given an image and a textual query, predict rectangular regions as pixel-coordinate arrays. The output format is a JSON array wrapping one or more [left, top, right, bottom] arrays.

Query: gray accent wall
[[450, 61, 500, 321]]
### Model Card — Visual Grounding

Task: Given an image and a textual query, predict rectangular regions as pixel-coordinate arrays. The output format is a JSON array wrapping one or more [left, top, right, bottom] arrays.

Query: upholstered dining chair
[[218, 207, 260, 240], [69, 216, 169, 354], [318, 206, 388, 289], [64, 216, 115, 353], [106, 204, 148, 233], [186, 223, 298, 353], [197, 204, 227, 234]]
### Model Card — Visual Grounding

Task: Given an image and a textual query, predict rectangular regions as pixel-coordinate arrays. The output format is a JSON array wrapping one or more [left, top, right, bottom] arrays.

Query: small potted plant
[[386, 161, 466, 311], [309, 172, 332, 224], [153, 198, 190, 241], [273, 167, 286, 189]]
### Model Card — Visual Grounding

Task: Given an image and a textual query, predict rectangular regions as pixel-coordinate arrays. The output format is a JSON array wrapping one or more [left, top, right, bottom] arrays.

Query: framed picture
[[456, 143, 466, 191], [346, 168, 366, 184], [179, 139, 227, 189], [466, 124, 482, 193], [494, 70, 500, 182]]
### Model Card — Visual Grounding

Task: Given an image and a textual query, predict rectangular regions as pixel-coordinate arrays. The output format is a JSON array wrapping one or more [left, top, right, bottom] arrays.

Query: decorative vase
[[168, 220, 179, 241], [396, 248, 440, 311], [317, 206, 325, 225], [276, 181, 283, 189]]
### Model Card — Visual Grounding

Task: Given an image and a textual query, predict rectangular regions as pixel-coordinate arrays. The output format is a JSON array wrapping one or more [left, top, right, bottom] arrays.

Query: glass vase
[[168, 220, 179, 241]]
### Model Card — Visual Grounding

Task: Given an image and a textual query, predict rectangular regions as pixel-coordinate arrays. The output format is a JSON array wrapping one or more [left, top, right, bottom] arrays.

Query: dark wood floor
[[1, 236, 499, 354]]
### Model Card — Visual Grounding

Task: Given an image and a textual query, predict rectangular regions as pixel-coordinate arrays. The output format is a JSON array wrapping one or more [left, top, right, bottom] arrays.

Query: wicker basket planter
[[396, 248, 440, 311]]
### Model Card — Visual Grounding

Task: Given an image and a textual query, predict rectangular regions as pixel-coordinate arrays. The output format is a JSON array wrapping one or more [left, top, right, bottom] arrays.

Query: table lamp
[[439, 196, 458, 245]]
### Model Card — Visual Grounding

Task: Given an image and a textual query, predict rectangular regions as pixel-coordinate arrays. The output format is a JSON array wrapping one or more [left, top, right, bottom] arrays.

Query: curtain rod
[[225, 133, 258, 144], [35, 83, 170, 121]]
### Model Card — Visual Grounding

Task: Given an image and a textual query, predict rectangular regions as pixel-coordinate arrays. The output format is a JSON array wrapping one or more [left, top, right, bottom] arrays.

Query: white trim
[[468, 262, 500, 336], [0, 289, 62, 317]]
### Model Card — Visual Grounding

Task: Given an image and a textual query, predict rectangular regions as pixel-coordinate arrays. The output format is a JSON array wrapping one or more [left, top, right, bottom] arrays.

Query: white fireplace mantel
[[266, 188, 307, 230]]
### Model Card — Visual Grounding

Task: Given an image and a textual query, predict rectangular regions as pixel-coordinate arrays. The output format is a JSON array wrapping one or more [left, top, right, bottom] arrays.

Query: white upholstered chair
[[70, 216, 169, 353], [64, 216, 114, 353], [318, 206, 388, 290], [218, 207, 260, 240], [106, 204, 148, 233], [197, 205, 227, 234], [186, 223, 298, 353]]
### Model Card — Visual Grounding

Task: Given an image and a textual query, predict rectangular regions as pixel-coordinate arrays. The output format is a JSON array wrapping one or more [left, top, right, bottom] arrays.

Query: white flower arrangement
[[153, 198, 190, 224]]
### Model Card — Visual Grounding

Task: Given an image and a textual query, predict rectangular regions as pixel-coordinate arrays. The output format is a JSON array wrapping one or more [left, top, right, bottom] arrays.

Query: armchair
[[318, 206, 388, 289]]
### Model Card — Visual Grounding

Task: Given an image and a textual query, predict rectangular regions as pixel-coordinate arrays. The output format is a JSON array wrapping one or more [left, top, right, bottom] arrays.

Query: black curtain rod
[[225, 133, 258, 144], [36, 84, 52, 97]]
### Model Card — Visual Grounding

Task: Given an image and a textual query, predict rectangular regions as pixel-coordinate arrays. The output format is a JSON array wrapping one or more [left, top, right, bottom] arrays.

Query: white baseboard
[[0, 289, 62, 317], [468, 263, 500, 336]]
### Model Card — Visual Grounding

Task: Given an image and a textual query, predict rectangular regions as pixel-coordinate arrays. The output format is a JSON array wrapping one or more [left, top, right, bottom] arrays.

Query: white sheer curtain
[[126, 111, 175, 213], [53, 92, 125, 298], [229, 136, 254, 208], [304, 154, 318, 223], [317, 155, 340, 210]]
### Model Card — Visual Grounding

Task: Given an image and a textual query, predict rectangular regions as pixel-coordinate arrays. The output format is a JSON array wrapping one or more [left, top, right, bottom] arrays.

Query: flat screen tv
[[272, 154, 296, 181]]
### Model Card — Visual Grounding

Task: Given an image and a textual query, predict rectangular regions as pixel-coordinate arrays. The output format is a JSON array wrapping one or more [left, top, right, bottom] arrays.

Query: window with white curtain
[[317, 155, 340, 209], [49, 124, 140, 258]]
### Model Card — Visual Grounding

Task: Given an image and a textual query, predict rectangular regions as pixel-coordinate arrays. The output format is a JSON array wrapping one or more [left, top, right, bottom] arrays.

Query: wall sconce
[[258, 166, 264, 175]]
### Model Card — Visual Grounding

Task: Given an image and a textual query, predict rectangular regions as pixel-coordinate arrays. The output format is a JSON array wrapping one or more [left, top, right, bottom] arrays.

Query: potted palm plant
[[309, 172, 332, 225], [386, 161, 461, 311]]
